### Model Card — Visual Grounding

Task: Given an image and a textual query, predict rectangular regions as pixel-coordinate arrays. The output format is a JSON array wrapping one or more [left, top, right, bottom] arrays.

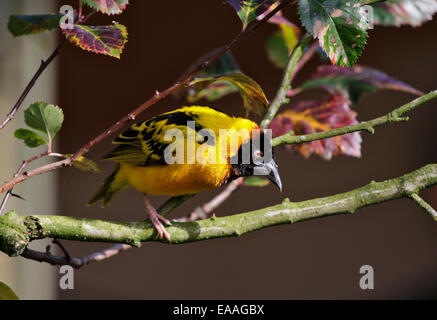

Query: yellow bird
[[88, 106, 282, 240]]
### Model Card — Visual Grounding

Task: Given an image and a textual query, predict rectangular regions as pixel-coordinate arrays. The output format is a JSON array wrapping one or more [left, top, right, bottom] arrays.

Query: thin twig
[[52, 239, 71, 261], [21, 244, 131, 269], [0, 39, 65, 131], [174, 177, 244, 222], [0, 0, 294, 196], [272, 90, 437, 147], [0, 151, 49, 215], [409, 193, 437, 219]]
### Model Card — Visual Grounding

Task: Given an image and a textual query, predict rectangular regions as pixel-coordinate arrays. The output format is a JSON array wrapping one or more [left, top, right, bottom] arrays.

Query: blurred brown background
[[18, 0, 437, 299]]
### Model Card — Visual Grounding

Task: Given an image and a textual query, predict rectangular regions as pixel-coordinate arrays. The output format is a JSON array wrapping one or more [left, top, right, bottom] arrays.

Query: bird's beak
[[261, 158, 282, 192]]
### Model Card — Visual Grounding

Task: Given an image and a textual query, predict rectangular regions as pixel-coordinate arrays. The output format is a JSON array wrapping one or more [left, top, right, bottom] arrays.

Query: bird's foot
[[147, 206, 172, 242]]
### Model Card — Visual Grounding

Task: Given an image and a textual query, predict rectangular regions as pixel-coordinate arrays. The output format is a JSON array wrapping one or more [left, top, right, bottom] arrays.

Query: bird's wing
[[102, 109, 207, 166]]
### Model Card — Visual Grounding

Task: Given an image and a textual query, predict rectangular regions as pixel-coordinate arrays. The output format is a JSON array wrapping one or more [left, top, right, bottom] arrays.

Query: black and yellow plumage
[[88, 106, 281, 240]]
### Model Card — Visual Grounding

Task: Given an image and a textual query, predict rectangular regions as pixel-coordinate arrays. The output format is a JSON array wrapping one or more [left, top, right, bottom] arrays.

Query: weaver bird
[[88, 106, 282, 241]]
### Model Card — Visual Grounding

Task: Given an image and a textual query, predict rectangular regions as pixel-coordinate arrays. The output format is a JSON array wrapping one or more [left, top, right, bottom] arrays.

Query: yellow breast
[[119, 162, 232, 195]]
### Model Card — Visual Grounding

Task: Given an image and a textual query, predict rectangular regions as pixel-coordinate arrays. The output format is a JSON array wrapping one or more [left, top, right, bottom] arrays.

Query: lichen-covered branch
[[272, 90, 437, 147], [1, 164, 435, 259]]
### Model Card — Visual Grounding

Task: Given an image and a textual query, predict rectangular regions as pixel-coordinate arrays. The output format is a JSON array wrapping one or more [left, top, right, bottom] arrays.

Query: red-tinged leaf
[[372, 0, 437, 27], [270, 94, 362, 160], [82, 0, 129, 15], [63, 24, 128, 58], [224, 0, 279, 29], [298, 65, 423, 103]]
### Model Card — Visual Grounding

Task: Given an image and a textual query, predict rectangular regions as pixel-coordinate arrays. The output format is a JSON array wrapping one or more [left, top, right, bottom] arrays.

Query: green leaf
[[0, 281, 19, 300], [299, 65, 423, 103], [190, 72, 269, 116], [7, 14, 62, 37], [14, 129, 47, 148], [372, 0, 437, 27], [73, 156, 102, 174], [82, 0, 129, 15], [266, 31, 290, 68], [265, 10, 302, 68], [244, 176, 270, 187], [63, 24, 128, 58], [224, 0, 279, 29], [297, 0, 369, 67], [24, 102, 64, 144]]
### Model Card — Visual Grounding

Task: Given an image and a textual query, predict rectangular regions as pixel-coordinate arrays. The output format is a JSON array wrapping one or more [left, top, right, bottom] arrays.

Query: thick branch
[[14, 194, 192, 267], [272, 90, 437, 147], [1, 164, 436, 258]]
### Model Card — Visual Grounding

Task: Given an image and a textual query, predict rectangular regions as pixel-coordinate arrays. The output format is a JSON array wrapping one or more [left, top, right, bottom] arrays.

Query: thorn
[[128, 114, 136, 121], [10, 193, 25, 201], [155, 90, 160, 96]]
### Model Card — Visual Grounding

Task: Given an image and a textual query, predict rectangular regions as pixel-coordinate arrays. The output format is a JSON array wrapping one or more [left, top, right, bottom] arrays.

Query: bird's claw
[[149, 210, 172, 242]]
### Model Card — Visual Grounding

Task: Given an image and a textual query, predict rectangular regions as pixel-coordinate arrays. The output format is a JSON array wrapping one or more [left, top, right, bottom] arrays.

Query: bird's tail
[[87, 164, 129, 207]]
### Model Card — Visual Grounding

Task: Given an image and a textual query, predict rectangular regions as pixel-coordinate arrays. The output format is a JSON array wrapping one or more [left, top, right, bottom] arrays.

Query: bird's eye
[[253, 150, 263, 158]]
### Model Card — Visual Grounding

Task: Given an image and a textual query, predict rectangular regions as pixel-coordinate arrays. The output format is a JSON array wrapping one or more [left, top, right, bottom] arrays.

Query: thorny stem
[[0, 4, 95, 131], [0, 39, 66, 131], [0, 151, 50, 215]]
